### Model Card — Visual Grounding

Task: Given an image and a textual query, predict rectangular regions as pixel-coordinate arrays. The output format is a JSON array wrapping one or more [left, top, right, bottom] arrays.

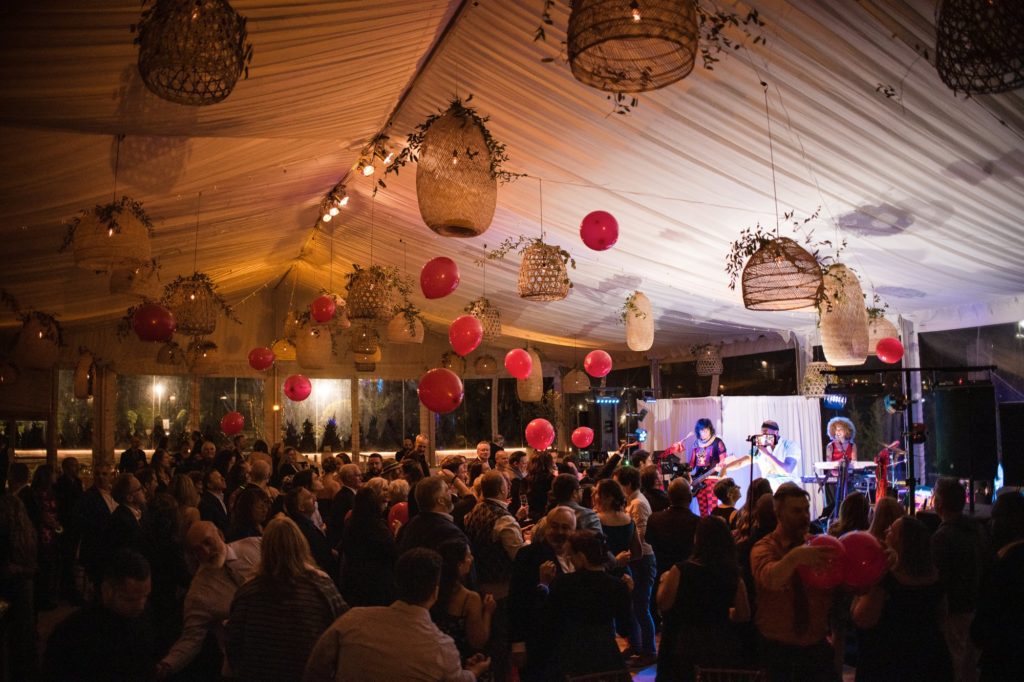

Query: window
[[114, 374, 191, 450], [281, 378, 351, 453], [359, 379, 418, 453], [199, 377, 265, 446], [436, 378, 493, 450]]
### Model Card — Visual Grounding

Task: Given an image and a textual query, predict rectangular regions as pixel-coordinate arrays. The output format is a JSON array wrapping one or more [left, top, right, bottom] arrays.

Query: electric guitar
[[690, 454, 751, 494]]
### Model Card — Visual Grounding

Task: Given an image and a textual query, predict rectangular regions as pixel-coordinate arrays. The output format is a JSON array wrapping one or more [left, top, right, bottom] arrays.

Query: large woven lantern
[[819, 264, 870, 367], [563, 368, 591, 394], [741, 238, 822, 311], [110, 261, 159, 299], [350, 325, 380, 356], [625, 291, 654, 352], [518, 242, 570, 301], [568, 0, 699, 93], [347, 268, 394, 322], [416, 106, 497, 238], [936, 0, 1024, 95], [517, 348, 543, 402], [70, 200, 152, 273], [693, 344, 724, 377], [135, 0, 253, 106], [386, 313, 425, 344], [164, 274, 220, 337], [466, 297, 502, 340], [867, 316, 900, 355], [188, 340, 219, 375], [354, 347, 382, 373], [295, 324, 333, 370], [474, 354, 498, 377], [13, 315, 61, 370], [440, 351, 467, 376], [802, 361, 836, 397]]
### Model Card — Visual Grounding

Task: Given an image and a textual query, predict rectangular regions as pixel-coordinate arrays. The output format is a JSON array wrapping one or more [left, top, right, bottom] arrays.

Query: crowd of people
[[0, 430, 1021, 682]]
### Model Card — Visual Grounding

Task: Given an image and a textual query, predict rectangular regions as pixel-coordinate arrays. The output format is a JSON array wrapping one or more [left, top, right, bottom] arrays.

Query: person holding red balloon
[[749, 483, 840, 681]]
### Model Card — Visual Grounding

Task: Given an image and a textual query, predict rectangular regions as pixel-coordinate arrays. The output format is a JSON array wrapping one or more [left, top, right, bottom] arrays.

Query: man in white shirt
[[756, 420, 801, 490], [156, 521, 260, 678]]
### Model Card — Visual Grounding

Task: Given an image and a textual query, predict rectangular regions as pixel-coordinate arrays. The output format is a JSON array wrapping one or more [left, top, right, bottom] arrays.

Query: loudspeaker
[[929, 384, 998, 480], [1000, 402, 1024, 486]]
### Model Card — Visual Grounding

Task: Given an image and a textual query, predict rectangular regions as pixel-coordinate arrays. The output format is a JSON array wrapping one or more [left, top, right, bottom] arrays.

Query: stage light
[[635, 428, 648, 443], [642, 389, 657, 403], [823, 393, 847, 409], [884, 393, 909, 414], [595, 395, 620, 405]]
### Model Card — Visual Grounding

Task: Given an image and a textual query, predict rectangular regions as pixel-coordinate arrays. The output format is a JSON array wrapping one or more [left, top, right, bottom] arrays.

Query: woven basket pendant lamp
[[350, 325, 380, 356], [136, 0, 253, 106], [386, 313, 424, 344], [165, 276, 219, 337], [819, 264, 869, 366], [563, 368, 591, 394], [441, 351, 467, 376], [517, 348, 544, 402], [13, 316, 60, 370], [73, 207, 152, 273], [568, 0, 699, 93], [936, 0, 1024, 95], [625, 292, 654, 352], [518, 242, 570, 301], [867, 316, 899, 355], [347, 268, 394, 322], [467, 297, 502, 340], [295, 324, 333, 370], [474, 354, 498, 376], [416, 108, 497, 237], [694, 344, 724, 377], [802, 361, 835, 397], [741, 238, 822, 311]]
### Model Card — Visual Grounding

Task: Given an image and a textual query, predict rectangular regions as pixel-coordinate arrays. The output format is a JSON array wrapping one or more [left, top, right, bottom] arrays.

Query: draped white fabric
[[647, 397, 721, 453]]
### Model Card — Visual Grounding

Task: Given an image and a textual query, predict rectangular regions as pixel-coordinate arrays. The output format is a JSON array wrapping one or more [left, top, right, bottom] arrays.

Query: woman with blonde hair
[[386, 478, 410, 536], [868, 496, 906, 544], [225, 516, 346, 682], [169, 473, 201, 535]]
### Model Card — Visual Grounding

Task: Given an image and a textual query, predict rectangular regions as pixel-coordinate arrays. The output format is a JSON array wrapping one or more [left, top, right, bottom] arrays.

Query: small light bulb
[[107, 227, 115, 237], [451, 150, 459, 165], [272, 403, 281, 412], [38, 331, 44, 339], [339, 196, 349, 207], [630, 0, 641, 22], [362, 164, 375, 176], [189, 293, 196, 301], [322, 213, 332, 222], [328, 206, 339, 216], [384, 152, 394, 164]]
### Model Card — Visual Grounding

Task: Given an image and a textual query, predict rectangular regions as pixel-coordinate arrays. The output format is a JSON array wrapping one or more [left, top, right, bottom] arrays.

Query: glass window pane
[[57, 369, 92, 449], [281, 378, 351, 454], [115, 374, 191, 450], [359, 379, 418, 453], [197, 377, 265, 446]]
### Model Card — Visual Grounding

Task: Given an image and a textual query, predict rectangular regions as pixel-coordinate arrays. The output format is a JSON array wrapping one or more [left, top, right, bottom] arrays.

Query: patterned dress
[[689, 437, 727, 516]]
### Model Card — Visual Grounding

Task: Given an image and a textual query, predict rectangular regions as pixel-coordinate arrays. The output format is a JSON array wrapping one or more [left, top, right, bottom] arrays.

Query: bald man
[[156, 522, 261, 678]]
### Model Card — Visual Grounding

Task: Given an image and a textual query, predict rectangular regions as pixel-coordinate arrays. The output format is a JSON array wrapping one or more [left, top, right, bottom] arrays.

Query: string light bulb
[[322, 213, 332, 222], [328, 206, 339, 216], [339, 196, 349, 207], [362, 164, 375, 176], [630, 0, 641, 22], [383, 152, 394, 164], [451, 149, 459, 165]]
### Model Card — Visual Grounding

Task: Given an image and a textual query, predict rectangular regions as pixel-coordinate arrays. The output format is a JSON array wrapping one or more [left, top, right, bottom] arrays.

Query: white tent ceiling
[[2, 0, 1023, 365]]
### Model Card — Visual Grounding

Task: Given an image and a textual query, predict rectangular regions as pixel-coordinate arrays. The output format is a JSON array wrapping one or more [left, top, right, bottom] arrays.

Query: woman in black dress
[[852, 516, 953, 681], [338, 486, 396, 606]]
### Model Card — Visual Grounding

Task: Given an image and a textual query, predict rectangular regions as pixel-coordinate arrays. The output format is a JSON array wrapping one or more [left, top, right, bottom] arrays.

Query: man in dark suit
[[397, 476, 467, 554], [55, 457, 85, 602], [645, 478, 699, 576], [286, 486, 336, 581], [75, 463, 117, 589], [104, 474, 146, 557], [328, 464, 361, 546], [508, 506, 577, 681], [198, 468, 229, 533], [118, 436, 147, 473]]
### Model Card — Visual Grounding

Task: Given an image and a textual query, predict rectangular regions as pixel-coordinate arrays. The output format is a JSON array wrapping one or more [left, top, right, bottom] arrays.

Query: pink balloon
[[220, 411, 245, 436], [248, 347, 275, 371], [841, 531, 888, 589], [449, 315, 483, 357], [876, 337, 904, 364], [420, 257, 461, 299], [583, 350, 613, 378], [526, 418, 555, 450], [579, 210, 619, 251], [283, 374, 312, 402], [132, 303, 176, 342], [797, 534, 847, 589], [417, 368, 464, 414], [571, 426, 594, 449], [504, 349, 533, 380], [310, 295, 337, 323]]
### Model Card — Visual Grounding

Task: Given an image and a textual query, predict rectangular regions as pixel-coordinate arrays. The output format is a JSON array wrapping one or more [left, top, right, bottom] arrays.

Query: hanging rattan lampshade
[[567, 0, 699, 93], [347, 268, 394, 322], [563, 368, 591, 394], [73, 350, 94, 400], [156, 341, 185, 366], [518, 242, 570, 301], [0, 362, 19, 386], [164, 275, 219, 337], [936, 0, 1024, 95], [474, 354, 498, 376], [188, 340, 219, 375], [625, 292, 654, 352], [72, 204, 152, 273], [350, 325, 380, 356], [741, 237, 823, 311], [295, 324, 333, 370], [13, 316, 60, 370], [867, 316, 900, 355], [517, 348, 543, 402], [819, 264, 870, 366], [270, 337, 296, 362], [416, 108, 497, 238], [802, 361, 836, 397], [694, 344, 724, 377], [109, 261, 159, 298], [467, 297, 502, 340], [386, 313, 425, 344], [136, 0, 252, 106], [440, 351, 466, 376], [354, 347, 382, 372]]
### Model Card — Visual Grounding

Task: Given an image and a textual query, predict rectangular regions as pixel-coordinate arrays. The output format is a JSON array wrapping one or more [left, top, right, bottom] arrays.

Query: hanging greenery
[[58, 196, 155, 253], [485, 236, 576, 281], [0, 289, 64, 346], [618, 290, 648, 324], [162, 272, 240, 323]]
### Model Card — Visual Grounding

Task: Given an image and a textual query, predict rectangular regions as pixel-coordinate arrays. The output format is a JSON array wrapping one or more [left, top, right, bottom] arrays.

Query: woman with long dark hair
[[339, 486, 397, 606], [525, 451, 555, 522], [226, 486, 271, 542], [690, 418, 729, 516], [656, 516, 750, 681], [733, 477, 773, 542], [26, 464, 60, 610], [430, 539, 496, 667]]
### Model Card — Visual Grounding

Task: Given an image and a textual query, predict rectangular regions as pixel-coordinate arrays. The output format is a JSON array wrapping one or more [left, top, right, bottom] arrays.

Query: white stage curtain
[[647, 398, 722, 453], [721, 396, 824, 516]]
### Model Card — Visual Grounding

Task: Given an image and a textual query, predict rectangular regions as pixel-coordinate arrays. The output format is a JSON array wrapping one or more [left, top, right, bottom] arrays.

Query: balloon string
[[112, 133, 124, 203], [538, 177, 544, 241], [193, 191, 202, 273]]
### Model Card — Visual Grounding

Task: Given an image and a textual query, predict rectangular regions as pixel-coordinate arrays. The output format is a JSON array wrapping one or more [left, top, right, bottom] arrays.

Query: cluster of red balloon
[[797, 530, 888, 590], [220, 411, 245, 435], [876, 337, 904, 364], [525, 418, 555, 450]]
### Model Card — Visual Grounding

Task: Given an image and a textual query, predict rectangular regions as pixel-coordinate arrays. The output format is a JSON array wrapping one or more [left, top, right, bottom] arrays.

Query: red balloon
[[579, 210, 619, 251], [283, 374, 312, 402], [310, 295, 337, 323], [583, 350, 613, 378], [248, 347, 275, 371], [449, 315, 483, 357], [132, 303, 176, 342], [876, 337, 904, 364], [420, 257, 461, 299], [571, 426, 594, 449], [526, 418, 556, 450], [797, 534, 847, 589], [504, 349, 533, 380], [220, 411, 245, 436], [417, 368, 464, 414], [841, 530, 888, 589]]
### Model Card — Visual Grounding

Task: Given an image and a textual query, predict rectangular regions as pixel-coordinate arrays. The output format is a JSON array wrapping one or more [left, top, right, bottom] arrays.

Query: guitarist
[[689, 418, 728, 516]]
